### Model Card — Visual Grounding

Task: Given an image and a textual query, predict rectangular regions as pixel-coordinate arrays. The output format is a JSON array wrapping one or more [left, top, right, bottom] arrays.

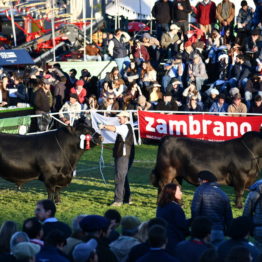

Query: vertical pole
[[90, 0, 93, 43], [51, 0, 56, 62], [9, 1, 17, 47], [83, 0, 87, 61], [101, 0, 106, 18], [115, 0, 117, 30]]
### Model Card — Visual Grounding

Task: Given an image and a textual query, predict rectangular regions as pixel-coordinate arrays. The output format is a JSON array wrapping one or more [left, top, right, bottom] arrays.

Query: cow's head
[[73, 117, 102, 147]]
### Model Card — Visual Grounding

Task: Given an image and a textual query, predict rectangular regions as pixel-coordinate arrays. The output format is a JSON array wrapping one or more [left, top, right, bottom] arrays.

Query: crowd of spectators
[[2, 173, 262, 262], [0, 0, 261, 130]]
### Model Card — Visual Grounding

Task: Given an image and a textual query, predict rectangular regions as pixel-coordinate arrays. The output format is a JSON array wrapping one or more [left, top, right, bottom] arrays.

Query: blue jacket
[[157, 202, 189, 254], [36, 246, 70, 262], [137, 249, 179, 262], [191, 182, 233, 231], [175, 239, 212, 262], [218, 239, 259, 262]]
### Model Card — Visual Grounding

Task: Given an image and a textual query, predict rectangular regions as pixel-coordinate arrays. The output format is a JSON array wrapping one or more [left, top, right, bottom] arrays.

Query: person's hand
[[98, 123, 105, 130], [177, 4, 184, 10], [223, 20, 228, 26]]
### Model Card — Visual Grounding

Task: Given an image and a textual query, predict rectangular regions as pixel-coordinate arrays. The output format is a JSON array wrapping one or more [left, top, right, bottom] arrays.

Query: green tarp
[[0, 116, 31, 134]]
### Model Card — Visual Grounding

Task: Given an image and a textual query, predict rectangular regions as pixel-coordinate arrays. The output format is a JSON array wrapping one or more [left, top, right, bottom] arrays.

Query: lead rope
[[241, 140, 260, 172], [99, 143, 107, 184]]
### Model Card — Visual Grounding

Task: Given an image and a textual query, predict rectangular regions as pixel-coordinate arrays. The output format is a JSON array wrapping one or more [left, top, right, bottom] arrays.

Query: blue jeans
[[156, 23, 169, 40], [115, 56, 131, 76]]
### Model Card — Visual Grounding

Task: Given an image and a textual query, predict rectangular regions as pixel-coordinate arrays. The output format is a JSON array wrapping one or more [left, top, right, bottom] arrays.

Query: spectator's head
[[171, 78, 181, 88], [35, 199, 56, 222], [170, 24, 180, 33], [53, 63, 61, 69], [193, 53, 201, 64], [232, 93, 242, 106], [251, 29, 261, 40], [191, 216, 212, 239], [184, 41, 193, 52], [73, 239, 98, 262], [241, 0, 248, 10], [10, 232, 30, 253], [69, 69, 77, 77], [71, 215, 86, 237], [148, 225, 167, 248], [69, 93, 79, 104], [142, 33, 151, 43], [75, 79, 84, 89], [80, 215, 110, 238], [198, 170, 217, 183], [228, 216, 252, 239], [22, 217, 43, 240], [121, 216, 141, 236], [189, 95, 198, 106], [137, 95, 147, 107], [104, 209, 122, 228], [254, 95, 262, 107], [225, 246, 252, 262], [218, 93, 226, 104], [12, 242, 40, 262], [44, 229, 68, 249], [0, 221, 17, 253], [115, 29, 122, 37], [210, 88, 219, 99], [158, 183, 182, 207]]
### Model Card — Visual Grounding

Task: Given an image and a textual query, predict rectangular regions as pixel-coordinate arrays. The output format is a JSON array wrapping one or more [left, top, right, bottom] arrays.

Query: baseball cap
[[121, 216, 141, 234], [76, 80, 84, 87], [72, 239, 97, 262], [12, 242, 40, 259]]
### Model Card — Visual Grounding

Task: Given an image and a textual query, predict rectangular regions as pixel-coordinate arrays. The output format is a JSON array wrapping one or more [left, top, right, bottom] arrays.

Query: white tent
[[105, 0, 256, 20]]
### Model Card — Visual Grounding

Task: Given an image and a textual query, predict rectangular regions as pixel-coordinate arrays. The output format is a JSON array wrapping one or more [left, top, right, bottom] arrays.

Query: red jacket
[[196, 1, 216, 26], [132, 45, 150, 61]]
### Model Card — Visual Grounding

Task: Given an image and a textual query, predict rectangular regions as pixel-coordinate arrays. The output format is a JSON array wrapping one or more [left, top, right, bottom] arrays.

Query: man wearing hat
[[161, 24, 182, 59], [99, 111, 135, 206], [191, 170, 233, 245], [59, 93, 81, 125], [12, 242, 40, 262], [227, 93, 247, 116]]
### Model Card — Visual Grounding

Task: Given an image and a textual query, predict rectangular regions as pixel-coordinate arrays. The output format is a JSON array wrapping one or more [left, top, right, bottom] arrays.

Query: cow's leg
[[235, 188, 244, 209], [54, 188, 61, 204], [46, 185, 56, 202]]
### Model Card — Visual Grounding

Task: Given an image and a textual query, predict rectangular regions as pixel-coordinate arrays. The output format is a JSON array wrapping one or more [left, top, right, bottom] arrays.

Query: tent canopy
[[0, 49, 35, 66]]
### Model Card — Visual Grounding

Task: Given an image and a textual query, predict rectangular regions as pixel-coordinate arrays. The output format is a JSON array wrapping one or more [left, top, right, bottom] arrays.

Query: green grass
[[0, 144, 245, 227]]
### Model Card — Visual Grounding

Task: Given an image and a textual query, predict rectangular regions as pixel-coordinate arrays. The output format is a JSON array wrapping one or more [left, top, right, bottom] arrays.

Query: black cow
[[152, 131, 262, 208], [0, 119, 102, 203]]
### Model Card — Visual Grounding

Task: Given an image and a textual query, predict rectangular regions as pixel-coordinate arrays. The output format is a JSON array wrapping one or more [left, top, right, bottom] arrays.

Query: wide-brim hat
[[117, 111, 130, 118], [170, 24, 180, 31]]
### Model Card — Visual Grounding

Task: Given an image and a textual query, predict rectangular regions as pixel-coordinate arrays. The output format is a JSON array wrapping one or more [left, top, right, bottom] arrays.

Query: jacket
[[196, 0, 216, 25], [36, 246, 70, 262], [161, 32, 180, 49], [243, 180, 262, 229], [156, 202, 189, 254], [227, 102, 247, 116], [152, 0, 172, 24], [110, 236, 140, 262], [216, 0, 235, 24], [136, 249, 179, 262], [191, 182, 233, 231], [175, 239, 212, 262], [188, 58, 208, 80], [33, 88, 52, 113], [172, 0, 192, 21]]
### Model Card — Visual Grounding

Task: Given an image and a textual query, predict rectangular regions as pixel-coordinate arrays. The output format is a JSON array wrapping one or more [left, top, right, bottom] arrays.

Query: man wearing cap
[[227, 93, 247, 116], [110, 216, 141, 262], [12, 242, 40, 262], [161, 24, 182, 59], [70, 79, 87, 105], [99, 111, 135, 206], [59, 93, 81, 125], [191, 170, 233, 245]]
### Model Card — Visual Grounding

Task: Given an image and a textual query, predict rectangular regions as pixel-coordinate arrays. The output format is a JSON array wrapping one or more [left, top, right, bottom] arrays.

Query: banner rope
[[99, 143, 107, 184]]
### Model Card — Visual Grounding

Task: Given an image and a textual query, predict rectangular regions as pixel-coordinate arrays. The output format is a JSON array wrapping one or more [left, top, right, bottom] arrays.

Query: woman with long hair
[[156, 183, 189, 255], [139, 62, 157, 94], [0, 221, 17, 254]]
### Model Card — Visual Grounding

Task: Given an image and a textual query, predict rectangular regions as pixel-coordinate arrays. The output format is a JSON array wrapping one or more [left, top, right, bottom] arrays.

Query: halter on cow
[[152, 131, 262, 208]]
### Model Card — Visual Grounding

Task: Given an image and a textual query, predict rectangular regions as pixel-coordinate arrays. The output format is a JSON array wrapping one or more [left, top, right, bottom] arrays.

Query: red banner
[[138, 111, 262, 141]]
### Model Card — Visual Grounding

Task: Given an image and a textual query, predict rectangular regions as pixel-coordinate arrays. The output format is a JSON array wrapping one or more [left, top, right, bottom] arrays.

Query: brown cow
[[151, 131, 262, 208]]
